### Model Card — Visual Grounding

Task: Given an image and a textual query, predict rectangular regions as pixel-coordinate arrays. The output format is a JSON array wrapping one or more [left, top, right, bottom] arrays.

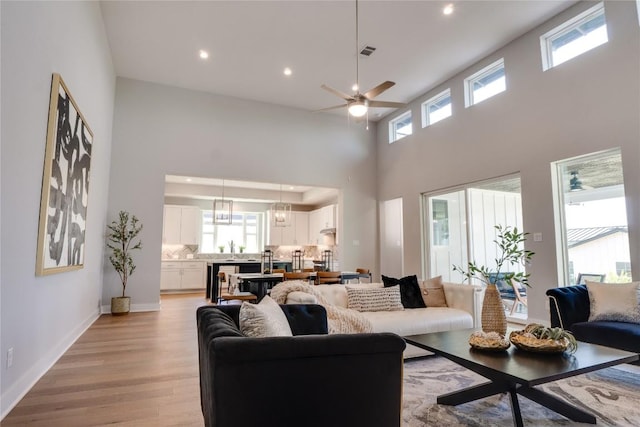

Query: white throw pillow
[[586, 281, 640, 324], [346, 285, 404, 312], [239, 295, 293, 337]]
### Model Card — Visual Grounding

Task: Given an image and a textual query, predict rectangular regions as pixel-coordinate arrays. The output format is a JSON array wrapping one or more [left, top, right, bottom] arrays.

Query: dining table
[[228, 271, 367, 301]]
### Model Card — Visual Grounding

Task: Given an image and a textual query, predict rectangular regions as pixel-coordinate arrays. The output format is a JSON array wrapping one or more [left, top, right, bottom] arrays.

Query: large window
[[552, 149, 631, 285], [464, 58, 506, 107], [541, 2, 607, 71], [422, 89, 452, 127], [389, 111, 412, 143], [201, 211, 263, 253]]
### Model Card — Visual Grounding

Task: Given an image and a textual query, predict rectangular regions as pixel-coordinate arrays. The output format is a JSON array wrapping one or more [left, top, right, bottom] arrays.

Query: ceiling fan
[[318, 0, 406, 118]]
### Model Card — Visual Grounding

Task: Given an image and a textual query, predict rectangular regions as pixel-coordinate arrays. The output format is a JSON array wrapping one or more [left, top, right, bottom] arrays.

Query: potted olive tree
[[107, 211, 143, 315], [453, 225, 534, 335]]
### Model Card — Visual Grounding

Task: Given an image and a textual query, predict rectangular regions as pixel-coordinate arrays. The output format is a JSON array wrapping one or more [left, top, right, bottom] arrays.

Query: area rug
[[403, 356, 640, 426]]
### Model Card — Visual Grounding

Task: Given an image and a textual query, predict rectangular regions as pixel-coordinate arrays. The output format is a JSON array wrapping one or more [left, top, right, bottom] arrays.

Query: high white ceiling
[[100, 0, 576, 121]]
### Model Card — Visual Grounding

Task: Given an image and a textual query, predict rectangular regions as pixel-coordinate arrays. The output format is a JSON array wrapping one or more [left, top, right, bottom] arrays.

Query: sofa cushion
[[420, 276, 448, 307], [239, 296, 293, 337], [571, 320, 640, 353], [361, 307, 473, 336], [346, 285, 404, 312], [382, 274, 426, 309], [586, 281, 640, 324]]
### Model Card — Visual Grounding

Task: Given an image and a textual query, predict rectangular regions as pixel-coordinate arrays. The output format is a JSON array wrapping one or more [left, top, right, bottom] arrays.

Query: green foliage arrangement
[[107, 211, 143, 297], [453, 225, 535, 288]]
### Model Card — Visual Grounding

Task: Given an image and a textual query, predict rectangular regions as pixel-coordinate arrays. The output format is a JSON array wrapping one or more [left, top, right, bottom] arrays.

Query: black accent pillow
[[382, 275, 426, 309]]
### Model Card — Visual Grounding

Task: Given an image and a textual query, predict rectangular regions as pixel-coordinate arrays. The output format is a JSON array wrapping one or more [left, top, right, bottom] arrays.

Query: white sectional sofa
[[286, 282, 484, 357]]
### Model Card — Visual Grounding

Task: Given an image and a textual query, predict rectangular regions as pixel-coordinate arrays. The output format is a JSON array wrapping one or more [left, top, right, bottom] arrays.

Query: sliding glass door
[[423, 175, 526, 316]]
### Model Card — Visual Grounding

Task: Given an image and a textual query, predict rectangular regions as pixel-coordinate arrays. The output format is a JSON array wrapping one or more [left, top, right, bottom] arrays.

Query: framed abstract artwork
[[36, 73, 93, 276]]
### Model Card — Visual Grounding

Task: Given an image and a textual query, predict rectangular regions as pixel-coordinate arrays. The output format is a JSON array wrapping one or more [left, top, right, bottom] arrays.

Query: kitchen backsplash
[[161, 244, 338, 260]]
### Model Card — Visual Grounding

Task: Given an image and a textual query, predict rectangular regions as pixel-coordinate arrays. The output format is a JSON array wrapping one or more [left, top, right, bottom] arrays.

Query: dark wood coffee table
[[405, 329, 639, 427]]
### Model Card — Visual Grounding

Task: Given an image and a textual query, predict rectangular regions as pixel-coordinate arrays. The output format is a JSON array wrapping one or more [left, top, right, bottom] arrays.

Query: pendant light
[[213, 179, 233, 224], [271, 184, 291, 227]]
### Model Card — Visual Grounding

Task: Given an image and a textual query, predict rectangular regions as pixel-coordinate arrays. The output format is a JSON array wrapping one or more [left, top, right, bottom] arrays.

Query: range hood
[[320, 227, 336, 235]]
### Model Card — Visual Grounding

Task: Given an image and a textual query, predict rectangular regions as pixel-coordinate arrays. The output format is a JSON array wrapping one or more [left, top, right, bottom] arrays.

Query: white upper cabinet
[[293, 212, 309, 245], [268, 211, 310, 245], [309, 204, 337, 244], [163, 205, 200, 245]]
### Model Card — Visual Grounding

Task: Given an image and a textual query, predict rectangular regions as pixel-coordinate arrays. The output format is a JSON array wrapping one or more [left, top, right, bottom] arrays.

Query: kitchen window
[[540, 2, 607, 71], [464, 58, 506, 107], [389, 111, 413, 143], [201, 211, 263, 253], [422, 89, 452, 127]]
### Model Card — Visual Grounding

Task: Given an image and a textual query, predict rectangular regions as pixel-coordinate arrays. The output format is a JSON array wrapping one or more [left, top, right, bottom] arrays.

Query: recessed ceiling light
[[443, 4, 454, 15], [352, 83, 359, 91], [289, 186, 295, 190], [186, 178, 192, 182], [283, 67, 292, 76], [199, 50, 209, 59]]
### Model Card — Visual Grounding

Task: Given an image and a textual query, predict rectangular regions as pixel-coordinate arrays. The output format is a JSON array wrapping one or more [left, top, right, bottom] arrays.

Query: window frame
[[421, 89, 452, 128], [540, 2, 607, 71], [388, 110, 413, 143], [464, 58, 506, 108], [201, 210, 264, 254]]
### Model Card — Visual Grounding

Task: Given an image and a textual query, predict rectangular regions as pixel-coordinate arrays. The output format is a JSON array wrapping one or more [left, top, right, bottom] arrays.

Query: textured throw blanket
[[271, 281, 373, 334]]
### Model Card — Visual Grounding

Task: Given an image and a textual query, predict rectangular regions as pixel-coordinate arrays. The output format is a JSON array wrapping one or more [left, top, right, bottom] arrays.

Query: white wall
[[105, 78, 378, 308], [0, 1, 115, 418], [376, 1, 640, 323], [379, 198, 404, 279]]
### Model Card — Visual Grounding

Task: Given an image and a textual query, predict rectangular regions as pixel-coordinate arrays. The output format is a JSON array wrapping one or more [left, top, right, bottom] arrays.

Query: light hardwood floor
[[2, 293, 211, 426]]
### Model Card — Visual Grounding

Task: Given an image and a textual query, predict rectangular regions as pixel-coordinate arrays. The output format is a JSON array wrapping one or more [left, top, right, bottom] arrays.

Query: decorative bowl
[[469, 331, 510, 351], [509, 330, 569, 353]]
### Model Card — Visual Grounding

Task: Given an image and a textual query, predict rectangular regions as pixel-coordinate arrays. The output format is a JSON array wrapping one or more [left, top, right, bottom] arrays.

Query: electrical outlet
[[7, 348, 13, 368]]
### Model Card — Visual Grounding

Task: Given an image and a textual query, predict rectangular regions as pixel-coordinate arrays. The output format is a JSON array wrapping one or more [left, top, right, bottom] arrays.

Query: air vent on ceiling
[[360, 46, 376, 56]]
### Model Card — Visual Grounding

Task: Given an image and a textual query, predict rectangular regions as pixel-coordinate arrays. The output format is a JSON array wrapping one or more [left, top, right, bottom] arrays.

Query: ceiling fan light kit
[[318, 0, 406, 119], [348, 101, 368, 117]]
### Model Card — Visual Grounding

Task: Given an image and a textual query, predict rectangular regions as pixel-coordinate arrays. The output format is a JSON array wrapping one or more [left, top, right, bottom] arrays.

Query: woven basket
[[469, 331, 510, 351], [111, 296, 130, 316], [481, 283, 507, 336], [509, 330, 569, 353]]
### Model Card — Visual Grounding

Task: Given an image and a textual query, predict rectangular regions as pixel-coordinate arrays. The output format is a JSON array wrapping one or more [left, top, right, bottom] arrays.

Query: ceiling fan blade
[[368, 100, 406, 108], [321, 84, 354, 101], [363, 81, 395, 99], [314, 104, 348, 112]]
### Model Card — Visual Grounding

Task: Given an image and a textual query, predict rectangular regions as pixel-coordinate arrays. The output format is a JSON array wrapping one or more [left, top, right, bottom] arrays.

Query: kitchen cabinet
[[309, 204, 336, 244], [268, 211, 309, 245], [163, 205, 200, 244], [160, 260, 206, 290]]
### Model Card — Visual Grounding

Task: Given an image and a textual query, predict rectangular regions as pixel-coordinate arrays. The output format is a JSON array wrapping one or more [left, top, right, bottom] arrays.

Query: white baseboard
[[0, 309, 100, 420], [100, 302, 161, 314]]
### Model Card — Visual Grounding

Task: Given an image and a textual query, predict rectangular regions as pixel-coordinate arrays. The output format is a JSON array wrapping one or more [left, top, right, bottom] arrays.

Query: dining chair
[[317, 271, 342, 285], [283, 271, 315, 285]]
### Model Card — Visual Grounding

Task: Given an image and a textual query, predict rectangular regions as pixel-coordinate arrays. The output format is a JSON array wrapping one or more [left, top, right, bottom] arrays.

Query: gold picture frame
[[36, 73, 93, 276]]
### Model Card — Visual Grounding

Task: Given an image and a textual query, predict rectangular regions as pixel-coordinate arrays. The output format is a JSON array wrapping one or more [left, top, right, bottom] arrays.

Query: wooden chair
[[356, 268, 371, 283], [317, 271, 342, 285], [303, 268, 315, 272], [499, 278, 528, 315], [283, 271, 314, 285]]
